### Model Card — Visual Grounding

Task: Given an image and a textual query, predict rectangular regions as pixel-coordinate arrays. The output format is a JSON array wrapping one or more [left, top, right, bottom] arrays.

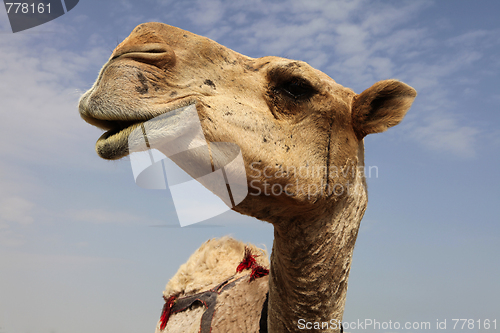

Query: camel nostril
[[111, 43, 176, 68], [146, 49, 166, 53]]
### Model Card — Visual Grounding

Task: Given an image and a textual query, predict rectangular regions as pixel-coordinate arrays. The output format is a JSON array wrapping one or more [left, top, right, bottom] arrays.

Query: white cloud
[[188, 0, 225, 26], [69, 208, 141, 224], [0, 196, 35, 225], [65, 207, 164, 225], [0, 228, 26, 247], [0, 251, 125, 272], [409, 115, 479, 158], [0, 161, 41, 245], [445, 29, 500, 48]]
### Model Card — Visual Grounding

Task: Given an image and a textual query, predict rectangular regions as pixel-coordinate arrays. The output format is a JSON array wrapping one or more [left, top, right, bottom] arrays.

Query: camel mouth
[[95, 122, 143, 160], [79, 109, 149, 160], [90, 98, 198, 160]]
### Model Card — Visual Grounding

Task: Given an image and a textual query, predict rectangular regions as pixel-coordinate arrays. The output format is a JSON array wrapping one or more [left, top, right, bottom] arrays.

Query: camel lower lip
[[95, 122, 143, 160]]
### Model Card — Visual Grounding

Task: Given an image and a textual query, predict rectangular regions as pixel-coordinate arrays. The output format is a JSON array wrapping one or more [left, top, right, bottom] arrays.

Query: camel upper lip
[[80, 97, 198, 134]]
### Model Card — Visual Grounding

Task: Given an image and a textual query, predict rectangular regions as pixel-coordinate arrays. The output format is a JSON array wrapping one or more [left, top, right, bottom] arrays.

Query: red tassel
[[159, 295, 176, 330], [249, 265, 269, 282], [236, 247, 269, 282], [236, 247, 257, 273]]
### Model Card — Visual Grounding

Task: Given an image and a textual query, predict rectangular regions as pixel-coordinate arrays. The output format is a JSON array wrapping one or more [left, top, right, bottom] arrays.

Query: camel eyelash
[[279, 78, 316, 100], [268, 67, 317, 101]]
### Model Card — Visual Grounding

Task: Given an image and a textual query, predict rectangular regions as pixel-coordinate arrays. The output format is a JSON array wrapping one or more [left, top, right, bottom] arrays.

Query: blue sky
[[0, 1, 499, 332]]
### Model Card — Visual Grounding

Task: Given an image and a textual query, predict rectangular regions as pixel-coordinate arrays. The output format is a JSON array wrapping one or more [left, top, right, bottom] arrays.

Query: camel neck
[[267, 194, 367, 333]]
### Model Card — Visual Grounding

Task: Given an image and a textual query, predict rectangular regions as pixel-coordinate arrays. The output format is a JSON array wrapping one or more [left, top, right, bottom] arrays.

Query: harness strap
[[165, 276, 245, 333]]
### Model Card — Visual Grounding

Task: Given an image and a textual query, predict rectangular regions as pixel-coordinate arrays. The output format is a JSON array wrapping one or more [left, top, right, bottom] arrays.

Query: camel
[[78, 23, 416, 333]]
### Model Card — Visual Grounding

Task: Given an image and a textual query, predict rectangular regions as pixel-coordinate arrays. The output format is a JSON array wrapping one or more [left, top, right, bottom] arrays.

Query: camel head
[[79, 22, 416, 224]]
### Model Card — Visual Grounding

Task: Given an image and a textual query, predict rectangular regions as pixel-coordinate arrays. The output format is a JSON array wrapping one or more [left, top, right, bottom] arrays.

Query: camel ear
[[352, 79, 416, 138]]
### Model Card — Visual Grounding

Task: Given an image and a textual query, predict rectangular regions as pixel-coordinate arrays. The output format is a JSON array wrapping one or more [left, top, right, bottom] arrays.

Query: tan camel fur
[[79, 23, 416, 333]]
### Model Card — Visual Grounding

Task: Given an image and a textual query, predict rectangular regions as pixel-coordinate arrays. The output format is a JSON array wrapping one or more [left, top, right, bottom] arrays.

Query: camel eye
[[280, 79, 316, 100]]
